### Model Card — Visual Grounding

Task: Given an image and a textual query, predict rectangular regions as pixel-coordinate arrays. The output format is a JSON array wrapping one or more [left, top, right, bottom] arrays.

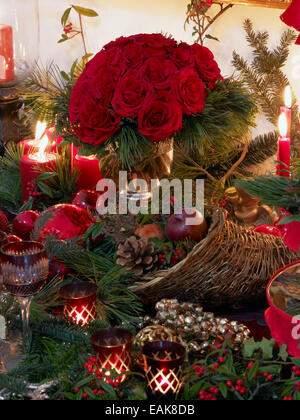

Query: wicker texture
[[130, 209, 297, 309]]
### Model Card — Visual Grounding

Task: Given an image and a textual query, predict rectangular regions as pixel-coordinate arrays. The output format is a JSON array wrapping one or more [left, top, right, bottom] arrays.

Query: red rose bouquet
[[69, 33, 255, 174]]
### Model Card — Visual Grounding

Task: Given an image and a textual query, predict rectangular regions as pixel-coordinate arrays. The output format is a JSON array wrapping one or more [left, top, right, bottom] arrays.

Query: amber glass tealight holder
[[90, 328, 133, 384], [142, 341, 186, 400], [59, 282, 98, 326]]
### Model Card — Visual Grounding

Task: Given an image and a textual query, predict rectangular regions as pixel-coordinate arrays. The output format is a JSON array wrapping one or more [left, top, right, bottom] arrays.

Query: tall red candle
[[75, 154, 102, 191], [0, 24, 14, 83], [20, 153, 57, 202], [280, 86, 292, 139], [277, 113, 290, 178]]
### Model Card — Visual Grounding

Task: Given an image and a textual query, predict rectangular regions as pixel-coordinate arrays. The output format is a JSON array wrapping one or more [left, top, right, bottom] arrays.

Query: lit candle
[[142, 341, 186, 399], [277, 112, 290, 178], [280, 86, 292, 139], [90, 328, 133, 385], [0, 24, 14, 83], [59, 282, 98, 326], [20, 134, 57, 202], [18, 121, 47, 156], [75, 154, 102, 191]]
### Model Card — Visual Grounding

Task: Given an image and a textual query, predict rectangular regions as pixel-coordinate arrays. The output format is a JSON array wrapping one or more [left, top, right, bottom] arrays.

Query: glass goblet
[[0, 241, 49, 351], [0, 231, 8, 287]]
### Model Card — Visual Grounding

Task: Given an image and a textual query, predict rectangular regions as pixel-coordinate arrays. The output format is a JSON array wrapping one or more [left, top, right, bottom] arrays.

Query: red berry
[[226, 381, 233, 388]]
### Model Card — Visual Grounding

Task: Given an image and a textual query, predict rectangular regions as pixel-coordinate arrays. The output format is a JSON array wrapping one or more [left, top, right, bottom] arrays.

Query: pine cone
[[116, 236, 158, 275]]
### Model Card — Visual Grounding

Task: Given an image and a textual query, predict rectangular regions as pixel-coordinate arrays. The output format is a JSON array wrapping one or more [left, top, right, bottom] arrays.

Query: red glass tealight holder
[[0, 231, 8, 285], [90, 328, 133, 384], [59, 282, 98, 326], [142, 341, 186, 399]]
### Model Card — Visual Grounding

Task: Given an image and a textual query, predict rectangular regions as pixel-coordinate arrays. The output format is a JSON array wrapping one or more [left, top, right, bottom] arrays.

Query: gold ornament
[[139, 299, 251, 354]]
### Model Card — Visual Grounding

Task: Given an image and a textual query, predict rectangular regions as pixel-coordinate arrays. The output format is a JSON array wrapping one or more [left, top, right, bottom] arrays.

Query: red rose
[[174, 69, 207, 115], [69, 72, 89, 124], [86, 48, 125, 78], [138, 92, 182, 142], [130, 33, 177, 49], [192, 44, 222, 85], [139, 57, 177, 90], [90, 67, 120, 106], [122, 42, 144, 69], [103, 36, 131, 50], [78, 98, 121, 145], [169, 42, 194, 69], [112, 71, 154, 119]]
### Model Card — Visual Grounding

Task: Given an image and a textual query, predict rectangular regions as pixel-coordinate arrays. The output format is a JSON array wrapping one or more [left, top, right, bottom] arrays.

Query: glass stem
[[16, 296, 33, 352]]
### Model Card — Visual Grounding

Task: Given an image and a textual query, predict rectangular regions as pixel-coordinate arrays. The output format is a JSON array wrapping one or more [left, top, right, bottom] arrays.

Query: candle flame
[[35, 121, 47, 143], [284, 86, 292, 109], [35, 135, 49, 162], [279, 113, 288, 138]]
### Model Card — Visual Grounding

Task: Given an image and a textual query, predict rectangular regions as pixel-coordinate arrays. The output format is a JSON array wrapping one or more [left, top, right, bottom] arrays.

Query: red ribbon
[[280, 0, 300, 45]]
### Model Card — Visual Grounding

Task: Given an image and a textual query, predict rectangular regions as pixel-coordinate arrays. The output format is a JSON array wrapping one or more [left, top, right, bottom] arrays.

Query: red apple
[[12, 210, 39, 240], [165, 208, 208, 242], [135, 224, 165, 241], [72, 189, 100, 212]]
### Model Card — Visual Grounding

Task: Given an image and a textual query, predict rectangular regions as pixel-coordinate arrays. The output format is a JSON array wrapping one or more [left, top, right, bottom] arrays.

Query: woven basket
[[130, 209, 298, 309]]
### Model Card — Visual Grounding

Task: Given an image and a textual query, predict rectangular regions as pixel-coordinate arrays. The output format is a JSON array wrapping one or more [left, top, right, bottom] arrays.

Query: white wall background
[[37, 0, 300, 159]]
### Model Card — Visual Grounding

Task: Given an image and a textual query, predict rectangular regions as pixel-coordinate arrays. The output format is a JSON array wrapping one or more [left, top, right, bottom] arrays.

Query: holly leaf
[[260, 338, 276, 360], [72, 5, 99, 17], [242, 338, 260, 358], [279, 343, 289, 362]]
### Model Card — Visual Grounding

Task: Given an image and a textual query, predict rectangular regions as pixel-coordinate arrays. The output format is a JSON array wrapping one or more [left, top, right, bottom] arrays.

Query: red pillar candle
[[20, 152, 57, 202], [0, 25, 14, 83], [75, 154, 102, 191], [280, 86, 292, 139], [277, 113, 290, 177]]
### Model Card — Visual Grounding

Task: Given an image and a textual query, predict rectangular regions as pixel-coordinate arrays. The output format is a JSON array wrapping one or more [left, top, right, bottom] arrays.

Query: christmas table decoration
[[0, 211, 10, 234], [0, 241, 49, 351], [142, 340, 186, 399], [90, 328, 134, 384], [72, 189, 100, 212], [66, 33, 255, 189], [59, 282, 98, 326], [34, 204, 93, 242], [12, 210, 39, 240], [130, 209, 297, 308], [265, 261, 300, 358], [139, 299, 251, 354], [116, 236, 158, 275]]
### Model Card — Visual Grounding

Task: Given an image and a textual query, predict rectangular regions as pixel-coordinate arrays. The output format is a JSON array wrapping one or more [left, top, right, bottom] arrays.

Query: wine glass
[[0, 231, 8, 287], [0, 241, 49, 351]]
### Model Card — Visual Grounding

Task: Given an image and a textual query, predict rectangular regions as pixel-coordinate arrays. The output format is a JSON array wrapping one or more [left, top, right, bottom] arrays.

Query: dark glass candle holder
[[59, 282, 98, 326], [0, 231, 8, 286], [142, 341, 186, 400], [90, 328, 133, 384], [0, 241, 49, 351]]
